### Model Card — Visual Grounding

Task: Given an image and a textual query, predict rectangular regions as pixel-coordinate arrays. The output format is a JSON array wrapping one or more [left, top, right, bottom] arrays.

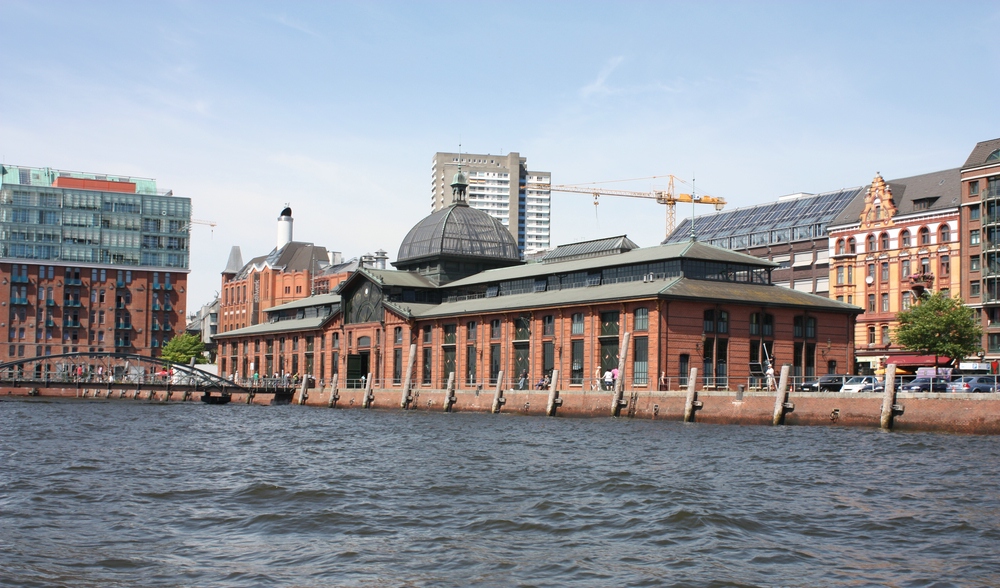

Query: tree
[[160, 333, 208, 365], [894, 291, 982, 369]]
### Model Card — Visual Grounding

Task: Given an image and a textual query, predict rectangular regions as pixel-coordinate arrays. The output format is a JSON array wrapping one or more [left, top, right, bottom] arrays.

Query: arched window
[[988, 148, 1000, 162], [836, 239, 845, 255], [867, 234, 876, 252], [880, 232, 889, 250], [900, 229, 911, 248], [848, 238, 856, 253], [919, 227, 930, 245], [939, 224, 951, 242]]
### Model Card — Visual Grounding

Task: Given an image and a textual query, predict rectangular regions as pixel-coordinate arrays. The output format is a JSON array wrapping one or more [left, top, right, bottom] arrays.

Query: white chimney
[[329, 251, 342, 265], [276, 205, 293, 250]]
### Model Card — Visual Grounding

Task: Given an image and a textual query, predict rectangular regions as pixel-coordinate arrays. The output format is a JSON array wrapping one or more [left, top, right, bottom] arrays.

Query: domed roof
[[397, 203, 520, 264], [279, 206, 292, 217]]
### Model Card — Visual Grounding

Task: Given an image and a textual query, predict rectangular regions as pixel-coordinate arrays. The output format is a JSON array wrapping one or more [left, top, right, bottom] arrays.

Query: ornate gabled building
[[215, 170, 861, 391], [827, 169, 962, 373]]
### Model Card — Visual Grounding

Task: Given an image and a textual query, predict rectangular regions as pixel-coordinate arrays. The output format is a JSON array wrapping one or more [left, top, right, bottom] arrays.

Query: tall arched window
[[919, 227, 930, 245], [867, 234, 876, 252], [939, 224, 951, 242], [900, 229, 911, 247], [848, 238, 856, 253], [836, 239, 845, 255], [880, 232, 889, 250]]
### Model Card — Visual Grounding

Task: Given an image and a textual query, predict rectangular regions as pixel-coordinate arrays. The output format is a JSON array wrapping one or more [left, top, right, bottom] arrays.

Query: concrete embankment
[[6, 384, 1000, 435]]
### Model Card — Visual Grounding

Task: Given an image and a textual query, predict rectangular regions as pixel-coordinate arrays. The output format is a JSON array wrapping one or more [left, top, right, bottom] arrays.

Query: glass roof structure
[[663, 188, 862, 250], [397, 203, 520, 264]]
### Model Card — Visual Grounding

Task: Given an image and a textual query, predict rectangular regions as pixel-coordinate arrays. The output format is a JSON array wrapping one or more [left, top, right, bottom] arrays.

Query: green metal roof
[[444, 240, 776, 288], [661, 280, 862, 312], [213, 315, 331, 339], [265, 292, 342, 313]]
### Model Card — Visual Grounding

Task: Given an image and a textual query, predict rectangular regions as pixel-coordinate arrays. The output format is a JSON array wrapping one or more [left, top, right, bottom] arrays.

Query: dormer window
[[913, 197, 938, 211], [987, 148, 1000, 162]]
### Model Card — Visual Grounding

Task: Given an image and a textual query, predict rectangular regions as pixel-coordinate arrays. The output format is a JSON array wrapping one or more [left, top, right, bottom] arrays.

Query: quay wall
[[7, 384, 1000, 434]]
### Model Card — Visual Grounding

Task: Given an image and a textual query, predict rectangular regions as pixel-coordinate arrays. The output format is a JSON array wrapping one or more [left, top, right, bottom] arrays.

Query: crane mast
[[550, 175, 726, 239]]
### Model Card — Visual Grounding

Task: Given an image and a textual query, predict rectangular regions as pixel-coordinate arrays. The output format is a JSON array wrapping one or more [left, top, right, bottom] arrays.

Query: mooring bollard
[[545, 369, 562, 416], [611, 333, 632, 417], [443, 372, 456, 412], [683, 367, 699, 422], [327, 373, 340, 408], [400, 343, 417, 409], [881, 363, 897, 430], [772, 365, 792, 426], [297, 377, 309, 405], [491, 370, 506, 414]]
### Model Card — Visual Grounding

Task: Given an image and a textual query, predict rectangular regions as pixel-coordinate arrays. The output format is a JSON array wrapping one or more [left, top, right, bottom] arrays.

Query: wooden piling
[[683, 367, 699, 422], [546, 369, 561, 416], [327, 373, 340, 408], [400, 343, 417, 409], [443, 372, 456, 412], [297, 377, 309, 405], [611, 332, 632, 417], [491, 370, 505, 414], [361, 372, 373, 408], [881, 363, 897, 430], [772, 364, 791, 426]]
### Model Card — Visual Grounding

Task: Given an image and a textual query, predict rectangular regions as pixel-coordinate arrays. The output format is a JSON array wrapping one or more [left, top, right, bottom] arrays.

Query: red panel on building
[[52, 177, 136, 193]]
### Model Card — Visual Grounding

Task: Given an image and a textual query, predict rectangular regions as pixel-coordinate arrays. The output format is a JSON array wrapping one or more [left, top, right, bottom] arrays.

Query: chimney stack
[[276, 205, 293, 250]]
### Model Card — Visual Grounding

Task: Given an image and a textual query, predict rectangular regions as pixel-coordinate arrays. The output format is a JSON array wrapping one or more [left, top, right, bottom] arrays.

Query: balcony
[[152, 303, 162, 311], [64, 300, 82, 308], [115, 339, 132, 348], [152, 323, 160, 331], [9, 297, 29, 305], [11, 275, 30, 284], [152, 283, 161, 290], [64, 320, 82, 328], [115, 322, 132, 331], [46, 299, 56, 307], [116, 281, 127, 288], [163, 323, 172, 331], [45, 318, 55, 327], [164, 303, 172, 312], [908, 272, 934, 295], [66, 278, 82, 286]]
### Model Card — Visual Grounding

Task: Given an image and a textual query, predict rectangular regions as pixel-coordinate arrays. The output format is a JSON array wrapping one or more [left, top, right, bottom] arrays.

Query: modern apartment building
[[960, 138, 1000, 360], [431, 151, 551, 256], [0, 164, 190, 360]]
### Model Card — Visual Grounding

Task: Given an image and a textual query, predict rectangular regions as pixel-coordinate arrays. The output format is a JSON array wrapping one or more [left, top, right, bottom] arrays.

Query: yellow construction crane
[[550, 175, 726, 239]]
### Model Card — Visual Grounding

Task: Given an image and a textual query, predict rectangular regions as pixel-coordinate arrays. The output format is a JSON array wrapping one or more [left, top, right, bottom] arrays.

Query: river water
[[1, 400, 999, 587]]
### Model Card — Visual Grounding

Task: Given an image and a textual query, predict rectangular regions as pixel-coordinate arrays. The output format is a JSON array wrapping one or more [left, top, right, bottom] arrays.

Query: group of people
[[516, 370, 553, 391]]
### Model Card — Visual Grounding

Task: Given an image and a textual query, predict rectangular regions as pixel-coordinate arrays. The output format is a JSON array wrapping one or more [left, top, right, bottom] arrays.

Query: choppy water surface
[[2, 401, 1000, 587]]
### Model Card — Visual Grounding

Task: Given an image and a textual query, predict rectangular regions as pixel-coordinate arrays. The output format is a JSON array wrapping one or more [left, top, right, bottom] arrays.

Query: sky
[[1, 0, 999, 310]]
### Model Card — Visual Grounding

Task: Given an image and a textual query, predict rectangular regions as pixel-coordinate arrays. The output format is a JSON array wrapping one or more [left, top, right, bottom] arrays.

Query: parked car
[[903, 377, 952, 392], [857, 382, 885, 393], [946, 376, 999, 393], [841, 376, 881, 393], [799, 374, 850, 392]]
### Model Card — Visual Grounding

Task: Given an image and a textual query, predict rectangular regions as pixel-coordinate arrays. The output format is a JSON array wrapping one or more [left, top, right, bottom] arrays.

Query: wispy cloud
[[580, 56, 624, 97], [271, 13, 323, 39]]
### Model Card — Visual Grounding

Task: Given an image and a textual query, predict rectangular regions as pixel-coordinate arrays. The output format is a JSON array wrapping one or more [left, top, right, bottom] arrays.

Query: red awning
[[885, 354, 952, 367]]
